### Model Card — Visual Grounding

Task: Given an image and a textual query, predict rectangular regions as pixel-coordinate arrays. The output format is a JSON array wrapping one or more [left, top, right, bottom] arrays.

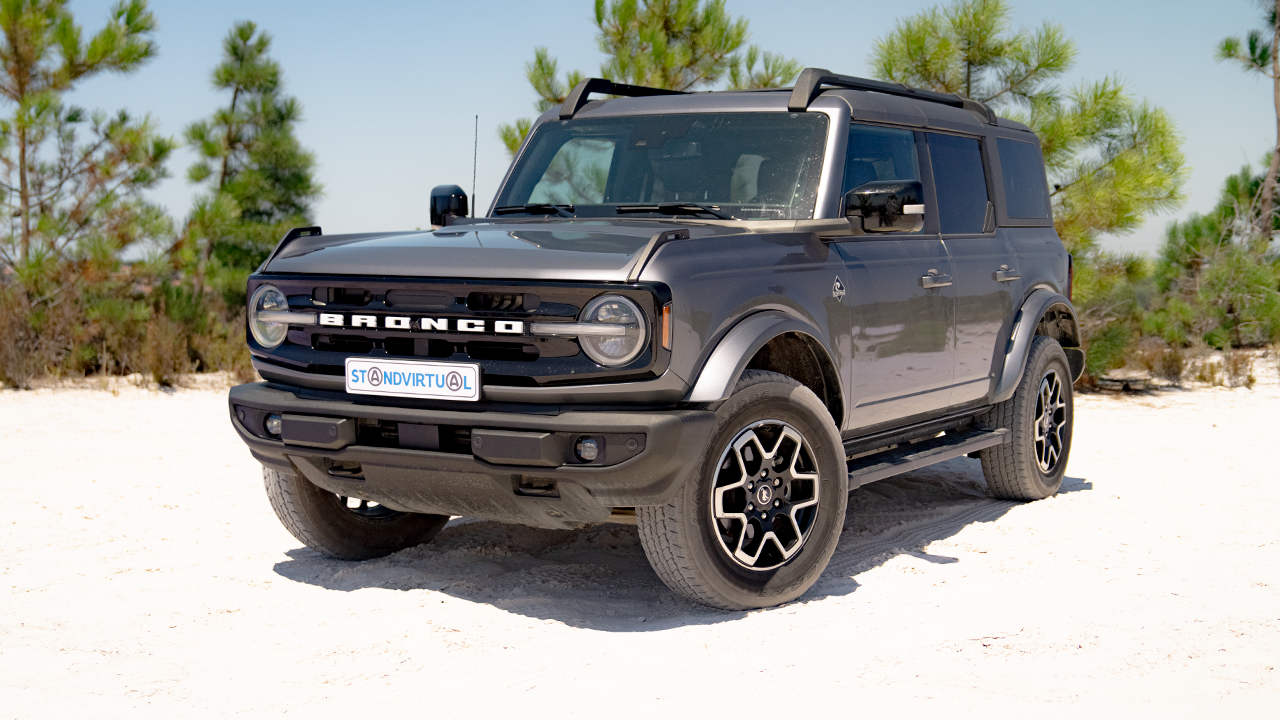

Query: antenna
[[472, 115, 478, 217]]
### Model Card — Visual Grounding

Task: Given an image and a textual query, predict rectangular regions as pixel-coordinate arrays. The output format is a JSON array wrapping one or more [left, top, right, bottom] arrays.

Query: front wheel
[[977, 336, 1074, 500], [637, 371, 847, 610], [263, 467, 449, 560]]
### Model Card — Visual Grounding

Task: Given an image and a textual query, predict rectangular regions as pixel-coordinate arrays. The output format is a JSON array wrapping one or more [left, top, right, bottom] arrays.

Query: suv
[[229, 68, 1083, 610]]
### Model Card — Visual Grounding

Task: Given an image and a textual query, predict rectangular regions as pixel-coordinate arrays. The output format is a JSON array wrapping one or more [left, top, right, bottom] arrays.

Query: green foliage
[[728, 45, 803, 90], [0, 0, 187, 387], [871, 0, 1074, 103], [1070, 249, 1151, 379], [0, 0, 171, 271], [1042, 82, 1186, 254], [499, 118, 533, 158], [499, 1, 801, 157], [595, 0, 748, 90], [498, 49, 579, 157], [1217, 1, 1280, 234], [1146, 161, 1280, 350], [871, 0, 1186, 256], [181, 21, 321, 299]]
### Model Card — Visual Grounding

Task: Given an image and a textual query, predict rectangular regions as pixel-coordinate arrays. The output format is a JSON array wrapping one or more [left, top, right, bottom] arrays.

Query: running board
[[847, 428, 1010, 490]]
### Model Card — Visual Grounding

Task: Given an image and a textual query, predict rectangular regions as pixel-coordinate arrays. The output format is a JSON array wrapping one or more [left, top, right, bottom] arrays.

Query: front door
[[836, 124, 955, 432]]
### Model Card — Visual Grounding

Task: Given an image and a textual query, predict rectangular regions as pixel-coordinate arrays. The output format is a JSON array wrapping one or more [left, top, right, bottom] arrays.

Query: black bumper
[[228, 383, 716, 530]]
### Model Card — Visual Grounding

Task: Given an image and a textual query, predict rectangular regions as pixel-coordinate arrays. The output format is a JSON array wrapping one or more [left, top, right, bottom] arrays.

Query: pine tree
[[499, 0, 801, 157], [871, 0, 1186, 255], [1217, 0, 1280, 235], [595, 0, 748, 91], [183, 21, 320, 298], [0, 0, 169, 267]]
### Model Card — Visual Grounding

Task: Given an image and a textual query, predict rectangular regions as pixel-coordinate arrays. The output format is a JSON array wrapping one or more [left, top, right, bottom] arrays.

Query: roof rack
[[787, 68, 997, 125], [559, 78, 687, 119]]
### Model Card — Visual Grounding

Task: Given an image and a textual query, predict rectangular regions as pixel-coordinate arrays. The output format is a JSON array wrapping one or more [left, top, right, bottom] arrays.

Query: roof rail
[[787, 68, 997, 125], [559, 78, 687, 120]]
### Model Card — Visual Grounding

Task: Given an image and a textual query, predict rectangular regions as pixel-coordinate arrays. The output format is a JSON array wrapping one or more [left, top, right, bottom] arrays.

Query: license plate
[[344, 357, 481, 401]]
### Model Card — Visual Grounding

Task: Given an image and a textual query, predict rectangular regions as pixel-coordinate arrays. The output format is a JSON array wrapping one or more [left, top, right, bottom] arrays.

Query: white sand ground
[[2, 371, 1278, 718]]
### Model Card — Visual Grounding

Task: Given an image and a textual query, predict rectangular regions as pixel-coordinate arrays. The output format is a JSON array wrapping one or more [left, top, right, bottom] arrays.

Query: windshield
[[494, 112, 829, 220]]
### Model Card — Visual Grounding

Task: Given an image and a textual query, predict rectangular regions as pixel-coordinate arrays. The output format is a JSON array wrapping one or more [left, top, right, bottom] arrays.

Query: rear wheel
[[637, 371, 847, 610], [977, 336, 1074, 500], [263, 466, 449, 560]]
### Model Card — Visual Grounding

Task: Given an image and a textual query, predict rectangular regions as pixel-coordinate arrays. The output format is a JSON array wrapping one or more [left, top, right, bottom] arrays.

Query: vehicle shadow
[[272, 456, 1091, 631]]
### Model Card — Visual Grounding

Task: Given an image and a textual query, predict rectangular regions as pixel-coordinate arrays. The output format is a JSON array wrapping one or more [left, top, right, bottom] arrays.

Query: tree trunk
[[18, 125, 30, 265], [217, 86, 240, 191], [197, 85, 241, 297], [1262, 0, 1280, 236]]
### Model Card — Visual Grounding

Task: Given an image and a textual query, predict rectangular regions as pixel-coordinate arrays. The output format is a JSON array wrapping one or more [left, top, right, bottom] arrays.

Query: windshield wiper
[[493, 203, 576, 218], [614, 203, 734, 220]]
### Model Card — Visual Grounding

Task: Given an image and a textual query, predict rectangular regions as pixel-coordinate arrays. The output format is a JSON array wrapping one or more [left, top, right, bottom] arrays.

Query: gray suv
[[229, 69, 1083, 610]]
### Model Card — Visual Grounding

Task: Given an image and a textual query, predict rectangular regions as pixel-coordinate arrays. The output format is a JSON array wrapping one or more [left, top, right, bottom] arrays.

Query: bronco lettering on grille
[[316, 314, 524, 334]]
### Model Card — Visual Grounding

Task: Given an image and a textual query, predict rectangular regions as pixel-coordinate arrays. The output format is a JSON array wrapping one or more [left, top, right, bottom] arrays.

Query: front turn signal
[[662, 302, 672, 350]]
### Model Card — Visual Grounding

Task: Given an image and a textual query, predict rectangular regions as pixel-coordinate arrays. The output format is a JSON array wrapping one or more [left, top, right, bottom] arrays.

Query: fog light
[[265, 414, 283, 436], [575, 436, 599, 462]]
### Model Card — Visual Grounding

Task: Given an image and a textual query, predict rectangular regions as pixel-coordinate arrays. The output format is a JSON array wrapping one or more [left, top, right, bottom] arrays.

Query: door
[[837, 124, 955, 431], [926, 132, 1020, 406]]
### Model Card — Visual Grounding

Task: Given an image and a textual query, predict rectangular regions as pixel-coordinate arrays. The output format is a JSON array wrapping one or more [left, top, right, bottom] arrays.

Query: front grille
[[257, 275, 670, 387]]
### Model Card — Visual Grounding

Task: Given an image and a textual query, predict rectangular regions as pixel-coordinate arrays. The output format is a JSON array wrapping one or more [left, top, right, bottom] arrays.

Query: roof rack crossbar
[[787, 67, 997, 124], [559, 78, 688, 119]]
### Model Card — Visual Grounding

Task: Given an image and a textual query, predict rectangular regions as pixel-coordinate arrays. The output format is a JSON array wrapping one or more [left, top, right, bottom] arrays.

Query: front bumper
[[228, 383, 715, 529]]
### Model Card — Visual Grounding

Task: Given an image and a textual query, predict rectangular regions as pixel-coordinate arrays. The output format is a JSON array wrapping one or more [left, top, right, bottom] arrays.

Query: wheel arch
[[993, 288, 1084, 403], [685, 312, 844, 424]]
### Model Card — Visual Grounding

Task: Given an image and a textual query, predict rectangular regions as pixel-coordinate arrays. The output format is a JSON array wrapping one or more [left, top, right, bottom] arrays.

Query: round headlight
[[249, 284, 290, 349], [578, 294, 648, 367]]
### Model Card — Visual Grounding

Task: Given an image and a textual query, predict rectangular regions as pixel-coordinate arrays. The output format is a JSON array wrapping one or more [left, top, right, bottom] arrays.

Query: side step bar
[[847, 428, 1010, 490]]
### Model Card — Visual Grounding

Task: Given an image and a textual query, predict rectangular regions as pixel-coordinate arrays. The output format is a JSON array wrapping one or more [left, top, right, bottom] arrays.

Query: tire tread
[[636, 370, 841, 610], [977, 336, 1071, 500]]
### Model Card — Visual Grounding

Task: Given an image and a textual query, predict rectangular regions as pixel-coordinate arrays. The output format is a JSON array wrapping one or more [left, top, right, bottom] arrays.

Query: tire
[[637, 370, 848, 610], [977, 336, 1074, 500], [262, 466, 449, 560]]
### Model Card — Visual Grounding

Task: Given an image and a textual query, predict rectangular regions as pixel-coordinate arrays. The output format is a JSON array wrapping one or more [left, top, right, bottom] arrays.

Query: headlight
[[578, 294, 647, 366], [249, 284, 290, 349]]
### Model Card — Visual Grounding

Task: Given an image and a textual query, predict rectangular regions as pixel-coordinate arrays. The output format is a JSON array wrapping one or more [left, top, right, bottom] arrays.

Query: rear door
[[926, 132, 1020, 406], [836, 124, 955, 431]]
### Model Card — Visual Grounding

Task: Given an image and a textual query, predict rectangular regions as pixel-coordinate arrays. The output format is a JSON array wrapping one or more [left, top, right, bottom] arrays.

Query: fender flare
[[685, 311, 840, 404], [993, 289, 1084, 403]]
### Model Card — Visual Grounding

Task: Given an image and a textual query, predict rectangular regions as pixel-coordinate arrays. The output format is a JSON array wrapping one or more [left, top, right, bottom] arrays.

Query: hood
[[263, 220, 731, 281]]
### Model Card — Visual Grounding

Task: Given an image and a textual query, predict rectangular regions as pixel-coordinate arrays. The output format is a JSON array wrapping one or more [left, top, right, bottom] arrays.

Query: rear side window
[[927, 133, 988, 235], [997, 137, 1052, 219], [843, 124, 920, 194]]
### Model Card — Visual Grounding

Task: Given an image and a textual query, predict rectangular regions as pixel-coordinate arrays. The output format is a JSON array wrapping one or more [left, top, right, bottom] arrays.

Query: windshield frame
[[488, 97, 850, 222]]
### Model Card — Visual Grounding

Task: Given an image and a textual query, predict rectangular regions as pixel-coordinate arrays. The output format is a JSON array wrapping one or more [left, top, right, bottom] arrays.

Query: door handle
[[994, 268, 1021, 282], [919, 272, 952, 289]]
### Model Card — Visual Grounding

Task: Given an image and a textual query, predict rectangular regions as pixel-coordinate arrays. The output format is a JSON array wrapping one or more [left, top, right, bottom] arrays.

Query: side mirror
[[844, 180, 924, 233], [430, 185, 469, 228]]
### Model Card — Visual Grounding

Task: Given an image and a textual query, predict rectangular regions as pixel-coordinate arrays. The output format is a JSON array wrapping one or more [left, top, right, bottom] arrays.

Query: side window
[[528, 138, 616, 204], [997, 137, 1052, 219], [928, 133, 989, 235], [843, 124, 920, 195]]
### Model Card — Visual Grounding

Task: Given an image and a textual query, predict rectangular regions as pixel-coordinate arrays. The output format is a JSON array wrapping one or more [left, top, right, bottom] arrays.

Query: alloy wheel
[[711, 421, 821, 570], [1033, 369, 1067, 474]]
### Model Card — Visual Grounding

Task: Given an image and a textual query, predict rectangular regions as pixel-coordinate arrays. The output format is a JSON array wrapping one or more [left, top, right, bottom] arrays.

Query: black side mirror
[[843, 180, 924, 233], [430, 185, 469, 228]]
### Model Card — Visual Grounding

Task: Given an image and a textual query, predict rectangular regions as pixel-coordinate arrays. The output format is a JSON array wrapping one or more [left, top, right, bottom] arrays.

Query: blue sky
[[65, 0, 1274, 255]]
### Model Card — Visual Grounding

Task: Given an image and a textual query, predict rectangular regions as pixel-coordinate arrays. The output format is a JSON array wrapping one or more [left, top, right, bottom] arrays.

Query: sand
[[2, 370, 1278, 717]]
